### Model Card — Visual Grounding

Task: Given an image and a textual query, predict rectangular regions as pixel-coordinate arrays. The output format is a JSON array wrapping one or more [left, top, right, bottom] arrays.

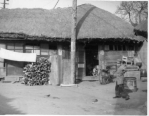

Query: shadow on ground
[[75, 79, 83, 84], [0, 94, 25, 115], [76, 79, 99, 84]]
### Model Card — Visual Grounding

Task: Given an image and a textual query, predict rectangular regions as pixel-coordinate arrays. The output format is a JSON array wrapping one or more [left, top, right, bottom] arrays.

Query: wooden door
[[77, 50, 85, 79], [6, 60, 24, 76]]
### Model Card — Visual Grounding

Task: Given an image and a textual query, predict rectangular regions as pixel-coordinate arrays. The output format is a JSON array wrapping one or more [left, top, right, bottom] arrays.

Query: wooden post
[[57, 44, 63, 85], [70, 0, 77, 84]]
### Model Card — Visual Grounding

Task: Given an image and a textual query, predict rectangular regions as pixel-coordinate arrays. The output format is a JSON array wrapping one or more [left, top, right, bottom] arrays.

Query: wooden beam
[[70, 0, 77, 84]]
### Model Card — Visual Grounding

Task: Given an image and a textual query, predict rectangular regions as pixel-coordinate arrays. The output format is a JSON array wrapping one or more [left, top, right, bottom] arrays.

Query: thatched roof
[[135, 20, 148, 32], [0, 4, 136, 41], [134, 20, 148, 39]]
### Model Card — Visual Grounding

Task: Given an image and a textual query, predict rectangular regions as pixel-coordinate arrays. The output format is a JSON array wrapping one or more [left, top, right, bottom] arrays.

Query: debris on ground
[[92, 99, 98, 102], [46, 94, 50, 97]]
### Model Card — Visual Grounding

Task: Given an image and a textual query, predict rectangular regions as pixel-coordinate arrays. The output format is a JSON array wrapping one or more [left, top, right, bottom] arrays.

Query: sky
[[0, 0, 121, 14]]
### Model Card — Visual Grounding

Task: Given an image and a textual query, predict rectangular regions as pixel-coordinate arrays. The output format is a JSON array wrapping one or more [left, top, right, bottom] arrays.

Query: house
[[134, 20, 148, 70], [0, 4, 144, 82], [134, 20, 148, 39]]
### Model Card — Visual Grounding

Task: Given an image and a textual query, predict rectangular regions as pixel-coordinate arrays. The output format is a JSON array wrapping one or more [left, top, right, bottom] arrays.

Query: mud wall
[[138, 41, 147, 69], [0, 43, 6, 77]]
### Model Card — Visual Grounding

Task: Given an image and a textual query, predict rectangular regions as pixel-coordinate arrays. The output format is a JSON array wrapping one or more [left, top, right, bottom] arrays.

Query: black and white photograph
[[0, 0, 147, 115]]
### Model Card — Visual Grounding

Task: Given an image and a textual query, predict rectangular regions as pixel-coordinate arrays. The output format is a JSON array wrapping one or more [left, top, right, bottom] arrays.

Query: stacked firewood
[[23, 57, 51, 86]]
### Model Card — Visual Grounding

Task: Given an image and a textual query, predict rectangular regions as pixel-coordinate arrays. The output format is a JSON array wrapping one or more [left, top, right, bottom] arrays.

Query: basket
[[123, 77, 138, 92]]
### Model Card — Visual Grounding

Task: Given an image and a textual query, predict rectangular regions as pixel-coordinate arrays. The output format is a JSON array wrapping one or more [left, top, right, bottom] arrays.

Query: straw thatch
[[0, 4, 136, 40], [134, 20, 148, 39], [135, 20, 148, 32]]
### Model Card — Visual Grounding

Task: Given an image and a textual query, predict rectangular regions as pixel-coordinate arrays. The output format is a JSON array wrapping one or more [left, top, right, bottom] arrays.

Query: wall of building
[[0, 43, 6, 78], [0, 40, 143, 82], [0, 40, 58, 81], [138, 41, 147, 69], [98, 43, 138, 68], [61, 43, 86, 80]]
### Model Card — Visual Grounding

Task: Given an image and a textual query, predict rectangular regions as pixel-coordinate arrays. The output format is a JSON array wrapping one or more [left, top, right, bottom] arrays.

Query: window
[[49, 44, 57, 56], [41, 44, 49, 55], [7, 43, 23, 52], [25, 44, 40, 55], [102, 44, 134, 51], [40, 43, 57, 56], [63, 46, 70, 59], [63, 50, 70, 59], [7, 43, 14, 50], [108, 44, 127, 51]]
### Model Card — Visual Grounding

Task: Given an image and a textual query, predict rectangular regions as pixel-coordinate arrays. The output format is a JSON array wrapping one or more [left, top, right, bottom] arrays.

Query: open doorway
[[85, 45, 98, 76]]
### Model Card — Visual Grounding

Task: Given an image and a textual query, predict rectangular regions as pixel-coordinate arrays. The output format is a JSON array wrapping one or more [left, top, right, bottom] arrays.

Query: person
[[113, 61, 130, 100], [134, 53, 142, 69], [92, 65, 99, 76]]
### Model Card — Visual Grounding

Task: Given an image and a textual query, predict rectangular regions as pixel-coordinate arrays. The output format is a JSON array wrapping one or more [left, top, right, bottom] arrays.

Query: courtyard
[[0, 79, 147, 115]]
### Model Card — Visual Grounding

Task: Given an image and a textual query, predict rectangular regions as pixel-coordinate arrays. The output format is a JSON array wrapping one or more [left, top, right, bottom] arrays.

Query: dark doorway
[[85, 45, 98, 76]]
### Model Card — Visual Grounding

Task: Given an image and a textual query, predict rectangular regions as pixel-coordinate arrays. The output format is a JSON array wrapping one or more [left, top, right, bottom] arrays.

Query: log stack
[[23, 57, 51, 86]]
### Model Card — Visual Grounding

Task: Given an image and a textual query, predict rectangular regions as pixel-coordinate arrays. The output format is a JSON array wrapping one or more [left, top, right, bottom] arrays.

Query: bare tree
[[115, 1, 148, 27]]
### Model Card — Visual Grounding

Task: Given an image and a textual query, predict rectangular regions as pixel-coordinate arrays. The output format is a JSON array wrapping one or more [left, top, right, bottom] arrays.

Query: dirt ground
[[0, 79, 147, 115]]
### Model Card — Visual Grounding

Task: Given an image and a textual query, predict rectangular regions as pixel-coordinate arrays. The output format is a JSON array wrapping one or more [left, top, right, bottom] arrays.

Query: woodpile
[[23, 57, 51, 86]]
